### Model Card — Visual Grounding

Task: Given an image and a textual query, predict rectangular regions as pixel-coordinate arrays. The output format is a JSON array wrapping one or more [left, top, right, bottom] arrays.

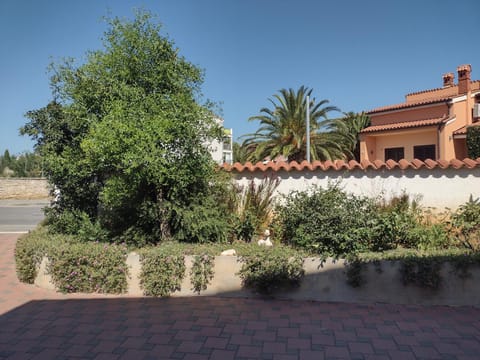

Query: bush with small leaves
[[238, 246, 305, 294], [139, 246, 186, 297], [190, 254, 215, 294], [47, 241, 129, 293]]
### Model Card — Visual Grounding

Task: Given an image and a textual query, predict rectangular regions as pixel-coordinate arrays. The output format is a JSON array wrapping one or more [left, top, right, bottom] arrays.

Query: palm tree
[[242, 86, 342, 163], [329, 112, 370, 161], [232, 141, 249, 164]]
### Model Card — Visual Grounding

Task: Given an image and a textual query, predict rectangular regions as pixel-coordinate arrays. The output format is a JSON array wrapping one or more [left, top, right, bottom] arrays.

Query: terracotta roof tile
[[385, 159, 398, 169], [367, 97, 452, 114], [361, 117, 448, 133], [453, 123, 480, 135], [424, 159, 438, 169], [405, 86, 448, 97], [453, 125, 468, 135], [223, 158, 480, 173]]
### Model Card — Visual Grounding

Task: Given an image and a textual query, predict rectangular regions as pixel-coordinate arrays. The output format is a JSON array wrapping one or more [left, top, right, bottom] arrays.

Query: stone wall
[[0, 178, 50, 200]]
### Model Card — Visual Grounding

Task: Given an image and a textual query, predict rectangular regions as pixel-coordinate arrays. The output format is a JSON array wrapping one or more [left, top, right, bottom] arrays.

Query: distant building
[[209, 118, 233, 164], [360, 64, 480, 162]]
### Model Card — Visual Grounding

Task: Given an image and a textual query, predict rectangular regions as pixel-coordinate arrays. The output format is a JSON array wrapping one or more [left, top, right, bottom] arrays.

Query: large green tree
[[21, 11, 227, 244], [242, 86, 342, 162]]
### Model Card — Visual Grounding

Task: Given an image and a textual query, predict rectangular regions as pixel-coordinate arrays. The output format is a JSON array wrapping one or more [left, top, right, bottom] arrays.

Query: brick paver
[[1, 233, 480, 359]]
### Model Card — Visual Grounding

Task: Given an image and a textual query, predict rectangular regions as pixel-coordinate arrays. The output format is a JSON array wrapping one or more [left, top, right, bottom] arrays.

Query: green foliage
[[408, 223, 451, 251], [237, 246, 305, 294], [21, 10, 225, 246], [373, 194, 423, 249], [190, 254, 215, 294], [329, 112, 371, 161], [139, 246, 186, 297], [170, 199, 230, 243], [15, 228, 128, 293], [232, 176, 279, 241], [451, 195, 480, 250], [242, 86, 342, 162], [232, 141, 248, 164], [15, 228, 53, 283], [45, 208, 108, 242], [47, 241, 129, 293], [0, 150, 43, 177], [274, 184, 380, 256], [467, 126, 480, 159]]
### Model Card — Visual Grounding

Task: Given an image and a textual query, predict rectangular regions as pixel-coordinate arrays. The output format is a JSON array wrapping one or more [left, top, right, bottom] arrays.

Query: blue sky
[[1, 0, 479, 155]]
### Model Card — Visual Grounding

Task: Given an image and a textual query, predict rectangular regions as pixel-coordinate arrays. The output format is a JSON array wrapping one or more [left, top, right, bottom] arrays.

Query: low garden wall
[[34, 254, 480, 306]]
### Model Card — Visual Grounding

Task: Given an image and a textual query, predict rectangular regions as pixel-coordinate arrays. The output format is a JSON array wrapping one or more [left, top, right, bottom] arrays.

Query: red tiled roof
[[367, 97, 452, 114], [454, 126, 468, 135], [222, 158, 480, 173], [406, 86, 449, 97], [453, 123, 480, 135], [360, 117, 448, 133]]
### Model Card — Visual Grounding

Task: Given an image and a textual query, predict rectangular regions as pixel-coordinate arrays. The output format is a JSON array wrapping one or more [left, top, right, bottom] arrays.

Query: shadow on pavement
[[1, 296, 480, 359]]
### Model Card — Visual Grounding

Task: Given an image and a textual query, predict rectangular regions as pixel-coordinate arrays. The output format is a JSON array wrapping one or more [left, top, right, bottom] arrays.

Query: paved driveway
[[1, 233, 480, 359]]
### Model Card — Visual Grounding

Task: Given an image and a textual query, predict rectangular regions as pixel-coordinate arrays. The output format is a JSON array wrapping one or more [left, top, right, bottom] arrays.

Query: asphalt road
[[0, 199, 49, 232]]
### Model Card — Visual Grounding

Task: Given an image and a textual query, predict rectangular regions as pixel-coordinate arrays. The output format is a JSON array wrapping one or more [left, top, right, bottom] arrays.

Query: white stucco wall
[[233, 167, 480, 210]]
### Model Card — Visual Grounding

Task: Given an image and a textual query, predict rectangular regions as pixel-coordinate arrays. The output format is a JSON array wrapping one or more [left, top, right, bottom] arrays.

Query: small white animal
[[257, 229, 273, 247], [220, 249, 237, 256]]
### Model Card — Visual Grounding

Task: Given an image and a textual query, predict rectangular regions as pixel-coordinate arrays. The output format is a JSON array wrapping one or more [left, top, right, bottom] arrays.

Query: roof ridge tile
[[450, 159, 464, 169], [372, 160, 385, 169], [348, 160, 362, 169], [385, 159, 399, 169], [411, 159, 426, 169], [367, 97, 451, 114], [224, 159, 480, 172], [462, 158, 477, 168], [398, 159, 411, 169], [423, 159, 438, 169]]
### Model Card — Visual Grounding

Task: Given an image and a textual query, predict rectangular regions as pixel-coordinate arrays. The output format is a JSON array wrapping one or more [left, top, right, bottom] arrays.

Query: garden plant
[[14, 10, 480, 298]]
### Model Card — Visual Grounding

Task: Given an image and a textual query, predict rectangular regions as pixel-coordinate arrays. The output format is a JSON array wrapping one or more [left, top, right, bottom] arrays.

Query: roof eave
[[366, 98, 451, 115]]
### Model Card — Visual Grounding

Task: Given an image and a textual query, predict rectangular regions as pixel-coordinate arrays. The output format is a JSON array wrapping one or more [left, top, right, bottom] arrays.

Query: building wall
[[373, 129, 437, 161], [232, 167, 480, 211]]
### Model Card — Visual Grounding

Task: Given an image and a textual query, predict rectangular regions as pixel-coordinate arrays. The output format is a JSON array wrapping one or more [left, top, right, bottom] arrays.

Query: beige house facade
[[360, 64, 480, 162]]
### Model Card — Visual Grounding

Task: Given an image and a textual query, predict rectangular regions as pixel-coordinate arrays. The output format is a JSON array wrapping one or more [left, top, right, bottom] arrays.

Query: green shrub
[[237, 246, 305, 294], [139, 246, 186, 296], [451, 195, 480, 250], [233, 177, 279, 241], [45, 207, 108, 243], [170, 200, 230, 243], [467, 126, 480, 159], [373, 193, 421, 249], [190, 254, 215, 294], [15, 228, 54, 283], [410, 223, 452, 250], [274, 184, 380, 256], [233, 211, 256, 242], [47, 241, 129, 293]]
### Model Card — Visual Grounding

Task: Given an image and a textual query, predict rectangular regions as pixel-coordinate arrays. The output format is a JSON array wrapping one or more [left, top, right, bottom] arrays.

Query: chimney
[[457, 64, 471, 94], [442, 72, 454, 87]]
